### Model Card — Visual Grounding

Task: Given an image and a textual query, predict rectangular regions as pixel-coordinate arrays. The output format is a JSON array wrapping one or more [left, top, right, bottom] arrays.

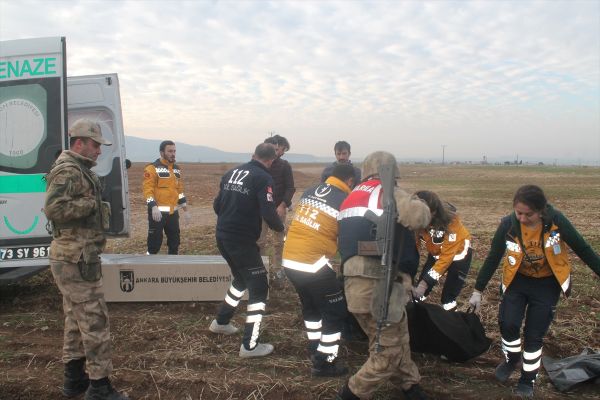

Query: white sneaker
[[239, 343, 274, 358], [209, 319, 239, 335]]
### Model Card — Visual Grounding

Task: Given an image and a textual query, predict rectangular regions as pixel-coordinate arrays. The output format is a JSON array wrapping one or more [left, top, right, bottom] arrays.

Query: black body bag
[[407, 301, 492, 362]]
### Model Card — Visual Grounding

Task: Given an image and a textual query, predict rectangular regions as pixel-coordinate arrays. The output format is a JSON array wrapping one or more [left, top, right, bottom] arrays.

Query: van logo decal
[[120, 270, 134, 293], [4, 215, 38, 234], [314, 185, 331, 198]]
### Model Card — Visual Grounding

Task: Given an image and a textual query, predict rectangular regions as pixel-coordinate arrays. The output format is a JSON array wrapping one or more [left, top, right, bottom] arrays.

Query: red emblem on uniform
[[144, 172, 150, 178], [267, 186, 273, 202]]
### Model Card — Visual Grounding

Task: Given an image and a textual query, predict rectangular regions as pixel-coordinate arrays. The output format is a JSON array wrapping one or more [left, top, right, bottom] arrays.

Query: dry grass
[[1, 163, 599, 400]]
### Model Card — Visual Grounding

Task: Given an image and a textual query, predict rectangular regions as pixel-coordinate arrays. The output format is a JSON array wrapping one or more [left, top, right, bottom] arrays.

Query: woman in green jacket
[[468, 184, 600, 397]]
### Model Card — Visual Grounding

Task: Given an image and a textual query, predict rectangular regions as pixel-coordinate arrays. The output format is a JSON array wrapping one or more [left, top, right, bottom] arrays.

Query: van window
[[0, 78, 63, 174]]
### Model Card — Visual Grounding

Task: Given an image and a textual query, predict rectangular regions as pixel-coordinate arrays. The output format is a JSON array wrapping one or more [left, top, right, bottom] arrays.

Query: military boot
[[402, 384, 429, 400], [85, 379, 129, 400], [336, 382, 360, 400], [63, 358, 89, 397]]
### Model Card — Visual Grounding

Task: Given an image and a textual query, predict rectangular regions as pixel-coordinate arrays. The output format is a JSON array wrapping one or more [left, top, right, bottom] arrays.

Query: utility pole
[[441, 145, 447, 165]]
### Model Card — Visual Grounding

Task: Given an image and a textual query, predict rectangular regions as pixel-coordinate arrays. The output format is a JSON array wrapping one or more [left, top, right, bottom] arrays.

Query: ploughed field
[[1, 163, 599, 400]]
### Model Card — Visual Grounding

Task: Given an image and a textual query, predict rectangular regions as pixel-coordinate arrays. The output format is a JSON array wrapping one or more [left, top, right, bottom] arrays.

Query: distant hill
[[124, 136, 331, 163], [124, 136, 598, 166]]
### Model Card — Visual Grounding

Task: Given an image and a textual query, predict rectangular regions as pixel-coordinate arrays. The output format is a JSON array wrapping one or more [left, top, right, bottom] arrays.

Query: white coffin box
[[100, 254, 261, 302]]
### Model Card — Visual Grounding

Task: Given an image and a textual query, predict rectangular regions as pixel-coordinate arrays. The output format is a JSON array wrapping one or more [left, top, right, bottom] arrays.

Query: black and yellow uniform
[[475, 205, 600, 388], [282, 176, 352, 369], [143, 158, 186, 254], [416, 216, 472, 310]]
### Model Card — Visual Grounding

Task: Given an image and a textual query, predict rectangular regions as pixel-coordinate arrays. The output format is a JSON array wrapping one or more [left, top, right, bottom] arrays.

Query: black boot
[[85, 378, 129, 400], [495, 359, 521, 383], [63, 358, 89, 397], [311, 353, 349, 377], [402, 384, 429, 400], [336, 382, 360, 400], [306, 340, 319, 357], [514, 371, 536, 398]]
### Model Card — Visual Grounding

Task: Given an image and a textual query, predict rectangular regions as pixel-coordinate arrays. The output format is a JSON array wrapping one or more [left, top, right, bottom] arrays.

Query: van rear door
[[0, 36, 67, 267], [67, 74, 130, 236]]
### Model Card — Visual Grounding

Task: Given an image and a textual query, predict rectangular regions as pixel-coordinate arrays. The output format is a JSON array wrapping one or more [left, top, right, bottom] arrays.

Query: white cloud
[[1, 0, 598, 163]]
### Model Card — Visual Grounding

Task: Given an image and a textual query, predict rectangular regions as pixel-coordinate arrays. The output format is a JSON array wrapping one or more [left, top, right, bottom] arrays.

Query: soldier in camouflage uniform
[[336, 151, 431, 400], [45, 119, 128, 400]]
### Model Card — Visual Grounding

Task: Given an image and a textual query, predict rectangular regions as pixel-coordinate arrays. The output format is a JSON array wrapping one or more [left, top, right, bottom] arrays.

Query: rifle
[[359, 161, 403, 353]]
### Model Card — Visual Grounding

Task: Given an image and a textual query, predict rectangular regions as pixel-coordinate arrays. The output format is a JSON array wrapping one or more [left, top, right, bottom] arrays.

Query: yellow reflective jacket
[[475, 206, 600, 296], [282, 176, 351, 273], [418, 216, 471, 282], [143, 158, 186, 214]]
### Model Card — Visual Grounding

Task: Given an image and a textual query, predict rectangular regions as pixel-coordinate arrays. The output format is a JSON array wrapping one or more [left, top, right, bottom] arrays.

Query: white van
[[0, 37, 129, 283]]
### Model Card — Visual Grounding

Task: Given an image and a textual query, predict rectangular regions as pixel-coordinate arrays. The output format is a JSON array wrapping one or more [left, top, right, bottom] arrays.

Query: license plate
[[0, 246, 50, 261]]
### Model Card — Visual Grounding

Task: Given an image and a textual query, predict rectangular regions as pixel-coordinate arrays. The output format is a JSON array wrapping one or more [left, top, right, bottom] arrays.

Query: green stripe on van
[[0, 174, 46, 193]]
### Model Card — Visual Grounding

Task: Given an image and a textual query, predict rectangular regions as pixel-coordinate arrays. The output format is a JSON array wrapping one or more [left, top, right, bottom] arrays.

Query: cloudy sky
[[1, 0, 599, 163]]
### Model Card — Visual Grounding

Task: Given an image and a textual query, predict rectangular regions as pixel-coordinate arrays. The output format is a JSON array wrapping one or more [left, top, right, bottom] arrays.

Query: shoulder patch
[[51, 175, 68, 185]]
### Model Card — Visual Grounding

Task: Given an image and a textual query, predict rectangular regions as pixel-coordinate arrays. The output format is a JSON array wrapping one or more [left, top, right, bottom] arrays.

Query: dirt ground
[[1, 163, 599, 400]]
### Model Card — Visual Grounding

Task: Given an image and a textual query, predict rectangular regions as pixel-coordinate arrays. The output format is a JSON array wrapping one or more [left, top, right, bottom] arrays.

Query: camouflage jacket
[[44, 150, 106, 264]]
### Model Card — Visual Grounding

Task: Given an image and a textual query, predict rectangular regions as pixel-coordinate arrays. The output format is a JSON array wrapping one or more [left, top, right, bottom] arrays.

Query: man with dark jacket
[[209, 143, 284, 358], [258, 134, 295, 278], [321, 141, 361, 186]]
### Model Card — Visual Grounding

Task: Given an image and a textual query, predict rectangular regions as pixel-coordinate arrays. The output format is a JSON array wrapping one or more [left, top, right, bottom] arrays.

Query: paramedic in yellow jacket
[[468, 184, 600, 398], [282, 164, 355, 377], [411, 191, 472, 311], [143, 140, 191, 255]]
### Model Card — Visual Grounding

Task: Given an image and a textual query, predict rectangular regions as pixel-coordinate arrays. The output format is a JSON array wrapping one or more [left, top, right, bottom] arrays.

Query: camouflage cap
[[362, 151, 400, 179], [69, 119, 112, 145]]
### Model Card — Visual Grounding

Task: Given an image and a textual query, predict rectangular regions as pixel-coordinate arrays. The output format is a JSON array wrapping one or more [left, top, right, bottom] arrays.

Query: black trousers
[[285, 266, 348, 362], [147, 210, 180, 255], [216, 238, 269, 350], [499, 273, 561, 382], [419, 248, 472, 306]]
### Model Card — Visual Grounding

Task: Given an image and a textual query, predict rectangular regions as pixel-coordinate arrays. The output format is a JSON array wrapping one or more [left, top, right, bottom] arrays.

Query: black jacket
[[269, 157, 295, 207], [214, 159, 284, 243], [321, 161, 361, 186]]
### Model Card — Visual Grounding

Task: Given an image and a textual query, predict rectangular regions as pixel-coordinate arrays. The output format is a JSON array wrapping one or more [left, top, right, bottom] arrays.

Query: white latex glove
[[411, 280, 428, 300], [469, 291, 482, 313], [151, 206, 162, 222], [182, 208, 192, 225], [276, 203, 287, 220]]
